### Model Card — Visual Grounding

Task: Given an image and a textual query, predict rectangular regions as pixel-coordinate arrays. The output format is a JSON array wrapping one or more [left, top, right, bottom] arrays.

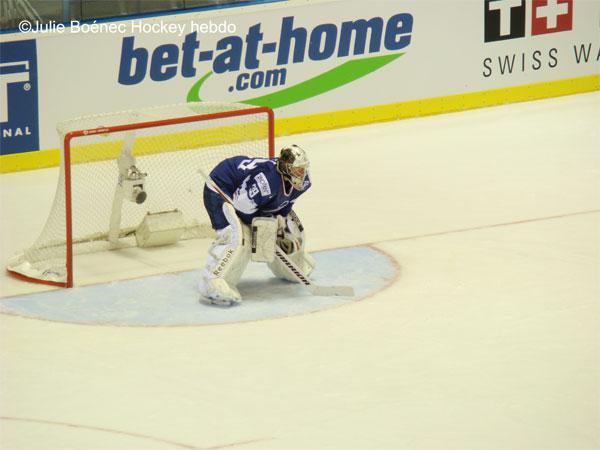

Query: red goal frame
[[9, 106, 275, 288]]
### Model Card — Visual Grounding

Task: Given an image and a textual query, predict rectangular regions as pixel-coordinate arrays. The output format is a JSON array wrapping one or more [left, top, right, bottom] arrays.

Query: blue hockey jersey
[[209, 156, 311, 224]]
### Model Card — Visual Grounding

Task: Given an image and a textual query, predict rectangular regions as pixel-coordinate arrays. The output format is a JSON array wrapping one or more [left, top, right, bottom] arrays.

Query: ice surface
[[0, 92, 598, 450]]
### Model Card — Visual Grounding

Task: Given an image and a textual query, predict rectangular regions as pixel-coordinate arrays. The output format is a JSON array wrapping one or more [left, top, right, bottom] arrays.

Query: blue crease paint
[[0, 246, 397, 326]]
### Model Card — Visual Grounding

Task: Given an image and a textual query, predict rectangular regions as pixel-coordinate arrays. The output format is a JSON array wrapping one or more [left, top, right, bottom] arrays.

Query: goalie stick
[[198, 168, 354, 297]]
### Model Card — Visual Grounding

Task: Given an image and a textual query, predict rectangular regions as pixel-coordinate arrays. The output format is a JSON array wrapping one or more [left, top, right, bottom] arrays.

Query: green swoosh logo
[[187, 53, 404, 108]]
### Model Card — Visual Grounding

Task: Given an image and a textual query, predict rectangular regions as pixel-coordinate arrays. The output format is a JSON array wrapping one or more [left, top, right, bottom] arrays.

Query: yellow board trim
[[276, 74, 600, 135], [1, 74, 598, 173]]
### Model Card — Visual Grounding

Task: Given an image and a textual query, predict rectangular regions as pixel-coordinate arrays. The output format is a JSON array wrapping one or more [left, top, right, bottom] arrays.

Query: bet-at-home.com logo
[[118, 14, 413, 108], [0, 39, 40, 155]]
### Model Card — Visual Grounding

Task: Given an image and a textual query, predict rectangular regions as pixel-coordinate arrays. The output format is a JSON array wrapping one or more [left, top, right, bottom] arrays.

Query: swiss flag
[[532, 0, 573, 35]]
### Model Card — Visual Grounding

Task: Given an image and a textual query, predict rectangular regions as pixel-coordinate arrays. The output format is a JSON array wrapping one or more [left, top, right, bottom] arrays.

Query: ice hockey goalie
[[198, 145, 316, 306]]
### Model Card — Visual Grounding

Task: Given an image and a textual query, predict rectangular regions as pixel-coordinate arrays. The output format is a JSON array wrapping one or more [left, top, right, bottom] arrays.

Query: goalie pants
[[203, 185, 229, 230]]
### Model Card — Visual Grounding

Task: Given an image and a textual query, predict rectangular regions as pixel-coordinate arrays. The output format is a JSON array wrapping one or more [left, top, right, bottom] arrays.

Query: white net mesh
[[7, 102, 273, 286]]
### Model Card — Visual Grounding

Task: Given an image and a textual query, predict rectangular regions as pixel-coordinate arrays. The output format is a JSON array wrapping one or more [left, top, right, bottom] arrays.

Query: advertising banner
[[0, 0, 598, 161]]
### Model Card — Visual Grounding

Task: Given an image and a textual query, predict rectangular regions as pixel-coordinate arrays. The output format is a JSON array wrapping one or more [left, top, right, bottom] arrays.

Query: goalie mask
[[277, 145, 310, 191]]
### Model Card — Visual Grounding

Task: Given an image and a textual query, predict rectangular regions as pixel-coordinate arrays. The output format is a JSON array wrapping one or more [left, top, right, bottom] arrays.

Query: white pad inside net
[[7, 102, 273, 286]]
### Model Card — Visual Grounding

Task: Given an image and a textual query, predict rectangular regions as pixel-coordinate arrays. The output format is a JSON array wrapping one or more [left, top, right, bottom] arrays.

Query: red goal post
[[7, 102, 275, 288]]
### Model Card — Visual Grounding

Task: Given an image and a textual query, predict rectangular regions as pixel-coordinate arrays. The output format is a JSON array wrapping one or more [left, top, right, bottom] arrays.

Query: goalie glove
[[278, 235, 301, 254], [276, 214, 303, 255], [268, 211, 316, 282]]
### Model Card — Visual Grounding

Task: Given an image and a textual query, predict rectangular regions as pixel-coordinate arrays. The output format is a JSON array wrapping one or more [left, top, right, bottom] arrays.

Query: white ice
[[0, 92, 599, 450]]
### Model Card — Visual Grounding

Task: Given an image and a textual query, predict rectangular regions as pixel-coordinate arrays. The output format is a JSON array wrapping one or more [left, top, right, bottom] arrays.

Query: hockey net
[[7, 102, 274, 287]]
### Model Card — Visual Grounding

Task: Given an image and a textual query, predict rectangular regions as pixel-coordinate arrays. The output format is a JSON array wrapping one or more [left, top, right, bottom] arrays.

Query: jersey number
[[237, 158, 272, 171]]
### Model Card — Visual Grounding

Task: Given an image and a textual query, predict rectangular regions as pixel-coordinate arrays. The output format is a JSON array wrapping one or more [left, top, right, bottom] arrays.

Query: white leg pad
[[199, 278, 242, 307], [268, 249, 316, 282], [199, 203, 251, 306]]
